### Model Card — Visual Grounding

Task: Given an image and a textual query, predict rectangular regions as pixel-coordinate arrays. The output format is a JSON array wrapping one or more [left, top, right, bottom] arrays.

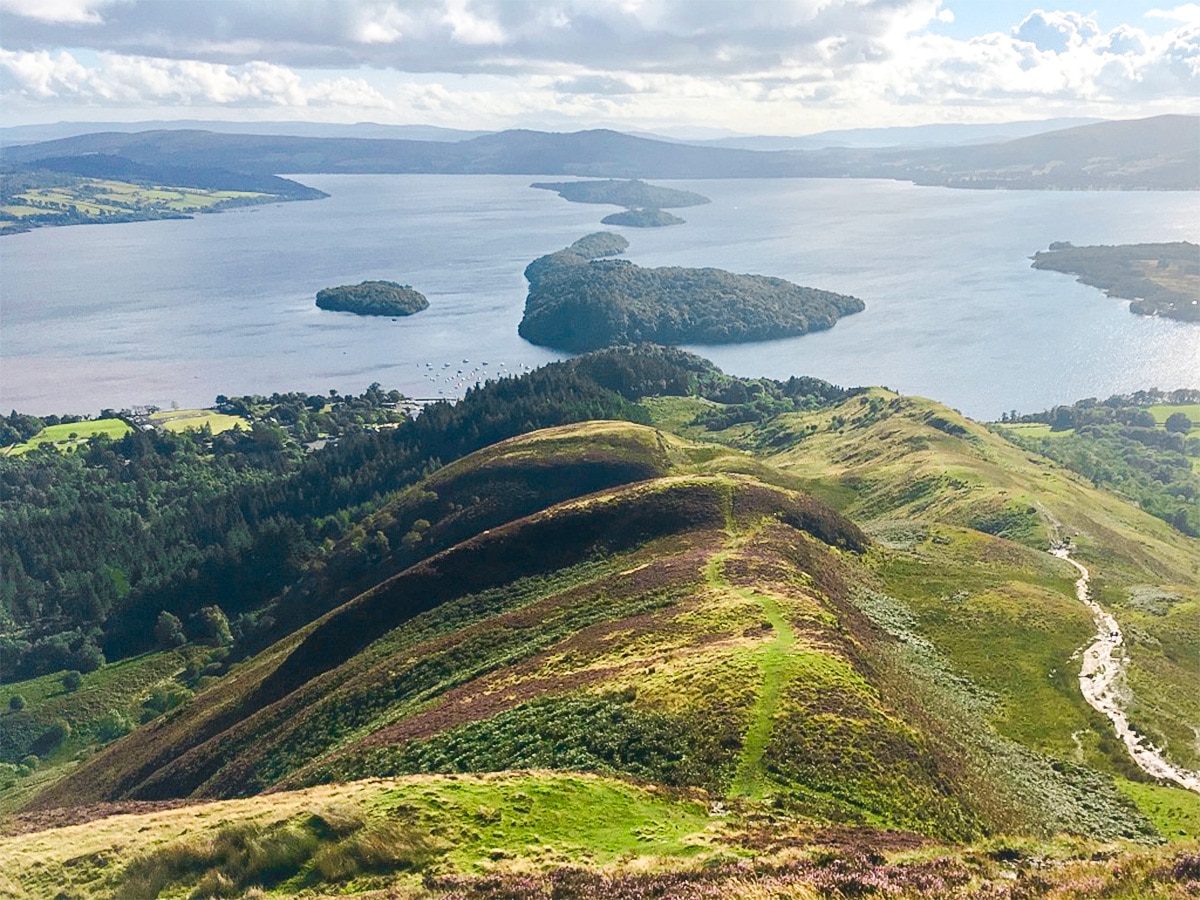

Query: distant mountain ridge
[[4, 115, 1195, 189]]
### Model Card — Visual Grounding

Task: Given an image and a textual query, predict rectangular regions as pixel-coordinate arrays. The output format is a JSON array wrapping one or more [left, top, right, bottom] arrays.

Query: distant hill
[[24, 154, 326, 200], [695, 117, 1105, 150], [4, 115, 1194, 189], [0, 120, 489, 147]]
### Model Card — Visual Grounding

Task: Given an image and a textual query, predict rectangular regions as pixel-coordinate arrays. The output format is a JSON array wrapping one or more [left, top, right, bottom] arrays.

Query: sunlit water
[[1, 175, 1196, 419]]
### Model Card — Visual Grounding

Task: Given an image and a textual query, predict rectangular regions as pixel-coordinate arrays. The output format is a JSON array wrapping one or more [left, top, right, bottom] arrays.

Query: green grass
[[1, 419, 131, 456], [0, 773, 714, 898], [0, 648, 207, 815], [994, 422, 1073, 438], [1116, 778, 1200, 840], [1147, 403, 1200, 432], [147, 409, 248, 435], [702, 542, 798, 801]]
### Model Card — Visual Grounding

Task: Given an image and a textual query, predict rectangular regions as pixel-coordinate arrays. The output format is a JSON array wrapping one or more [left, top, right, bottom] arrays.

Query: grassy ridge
[[3, 773, 1196, 899], [5, 375, 1198, 893]]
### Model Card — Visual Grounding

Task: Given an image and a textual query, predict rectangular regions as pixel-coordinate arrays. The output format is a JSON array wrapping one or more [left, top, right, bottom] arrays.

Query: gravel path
[[1052, 546, 1200, 793]]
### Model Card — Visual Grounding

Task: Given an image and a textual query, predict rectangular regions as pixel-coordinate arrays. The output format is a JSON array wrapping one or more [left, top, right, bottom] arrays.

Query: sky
[[0, 1, 1198, 135]]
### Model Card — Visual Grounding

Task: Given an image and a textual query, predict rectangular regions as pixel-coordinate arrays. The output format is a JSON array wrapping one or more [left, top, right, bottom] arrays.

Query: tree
[[9, 694, 26, 711], [154, 611, 187, 648], [62, 670, 82, 691], [1165, 412, 1193, 434], [195, 605, 233, 647]]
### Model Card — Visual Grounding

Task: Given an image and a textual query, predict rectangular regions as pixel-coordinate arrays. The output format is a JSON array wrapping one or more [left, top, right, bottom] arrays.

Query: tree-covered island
[[518, 234, 865, 351], [530, 178, 711, 209], [315, 281, 429, 317], [532, 178, 709, 228], [1031, 241, 1199, 322], [600, 208, 686, 227]]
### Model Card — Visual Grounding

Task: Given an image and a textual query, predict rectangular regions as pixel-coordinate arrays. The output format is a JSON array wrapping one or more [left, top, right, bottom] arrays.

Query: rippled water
[[2, 174, 1196, 418]]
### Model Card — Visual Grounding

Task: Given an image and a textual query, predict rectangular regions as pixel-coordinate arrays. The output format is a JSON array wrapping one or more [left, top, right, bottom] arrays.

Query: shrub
[[96, 709, 132, 743], [20, 754, 38, 769]]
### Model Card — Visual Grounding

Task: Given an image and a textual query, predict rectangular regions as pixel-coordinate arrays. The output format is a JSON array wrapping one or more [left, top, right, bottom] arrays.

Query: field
[[0, 179, 268, 220], [992, 421, 1071, 439], [146, 409, 249, 435], [1, 419, 131, 456], [1149, 403, 1200, 433]]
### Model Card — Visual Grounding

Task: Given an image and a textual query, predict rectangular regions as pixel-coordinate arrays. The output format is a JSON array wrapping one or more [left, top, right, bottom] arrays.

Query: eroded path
[[703, 533, 798, 800], [1052, 547, 1200, 793]]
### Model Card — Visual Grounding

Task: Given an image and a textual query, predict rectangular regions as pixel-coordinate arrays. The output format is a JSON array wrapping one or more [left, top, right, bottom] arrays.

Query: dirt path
[[706, 488, 798, 799], [1051, 547, 1200, 793]]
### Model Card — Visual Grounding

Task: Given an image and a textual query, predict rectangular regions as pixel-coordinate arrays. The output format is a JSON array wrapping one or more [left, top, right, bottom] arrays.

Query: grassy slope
[[22, 418, 1166, 845], [5, 772, 1196, 900], [737, 391, 1200, 773], [5, 399, 1199, 894]]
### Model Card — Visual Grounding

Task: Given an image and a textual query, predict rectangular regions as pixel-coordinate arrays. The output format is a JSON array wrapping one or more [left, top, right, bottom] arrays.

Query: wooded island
[[315, 281, 429, 317], [518, 233, 865, 351]]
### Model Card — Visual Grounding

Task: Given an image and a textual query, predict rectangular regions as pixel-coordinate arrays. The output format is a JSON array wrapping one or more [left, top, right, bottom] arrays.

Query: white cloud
[[1147, 4, 1200, 25], [0, 49, 393, 109], [0, 3, 1196, 131], [0, 0, 120, 25], [442, 0, 504, 45]]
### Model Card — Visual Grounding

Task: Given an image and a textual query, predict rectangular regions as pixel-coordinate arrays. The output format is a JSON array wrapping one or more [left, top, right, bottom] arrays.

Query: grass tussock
[[116, 809, 449, 897]]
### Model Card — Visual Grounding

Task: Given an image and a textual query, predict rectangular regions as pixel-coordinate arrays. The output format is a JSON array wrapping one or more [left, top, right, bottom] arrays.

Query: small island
[[1031, 241, 1199, 322], [518, 234, 865, 351], [601, 208, 686, 227], [531, 178, 711, 209], [531, 179, 709, 229], [316, 281, 429, 317]]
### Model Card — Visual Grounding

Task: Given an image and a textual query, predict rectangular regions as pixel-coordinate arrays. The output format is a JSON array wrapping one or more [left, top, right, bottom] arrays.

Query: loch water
[[2, 174, 1196, 419]]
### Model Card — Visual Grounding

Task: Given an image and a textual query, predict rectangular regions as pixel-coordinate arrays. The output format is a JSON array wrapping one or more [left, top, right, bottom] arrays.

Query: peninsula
[[0, 155, 326, 234], [518, 234, 865, 351], [1031, 241, 1199, 322], [315, 281, 429, 317]]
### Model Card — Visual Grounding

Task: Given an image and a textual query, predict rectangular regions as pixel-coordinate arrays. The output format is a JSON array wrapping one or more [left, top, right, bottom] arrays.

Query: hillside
[[3, 116, 1194, 189], [2, 351, 1199, 897]]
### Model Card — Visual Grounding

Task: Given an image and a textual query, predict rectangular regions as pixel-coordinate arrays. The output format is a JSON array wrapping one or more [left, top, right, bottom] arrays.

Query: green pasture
[[147, 409, 249, 435], [1148, 403, 1200, 433], [993, 422, 1072, 438], [1, 419, 131, 456]]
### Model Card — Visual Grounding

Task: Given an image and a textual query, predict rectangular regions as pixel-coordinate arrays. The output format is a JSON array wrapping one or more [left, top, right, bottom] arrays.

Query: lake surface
[[1, 175, 1196, 419]]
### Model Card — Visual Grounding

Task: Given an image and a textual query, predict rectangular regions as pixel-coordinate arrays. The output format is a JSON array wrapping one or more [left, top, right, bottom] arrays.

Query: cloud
[[0, 0, 949, 75], [1014, 10, 1100, 53], [1147, 4, 1200, 25], [0, 0, 122, 25], [0, 49, 393, 109], [0, 2, 1196, 131]]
